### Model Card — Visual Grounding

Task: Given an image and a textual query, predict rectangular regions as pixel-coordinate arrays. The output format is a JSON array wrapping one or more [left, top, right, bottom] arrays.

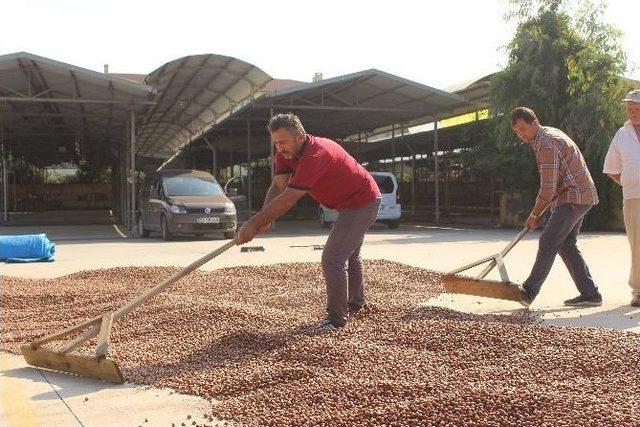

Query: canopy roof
[[187, 69, 470, 162], [137, 54, 271, 159], [0, 52, 272, 167], [0, 52, 154, 166]]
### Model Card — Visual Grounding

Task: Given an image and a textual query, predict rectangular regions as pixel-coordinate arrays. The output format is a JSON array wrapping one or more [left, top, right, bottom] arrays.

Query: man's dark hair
[[267, 113, 306, 135], [510, 107, 539, 125]]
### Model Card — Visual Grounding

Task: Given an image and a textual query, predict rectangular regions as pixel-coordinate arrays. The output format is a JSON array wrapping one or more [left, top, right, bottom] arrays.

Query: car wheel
[[138, 215, 149, 238], [161, 216, 173, 241], [224, 231, 235, 240], [319, 210, 330, 228], [387, 221, 400, 230]]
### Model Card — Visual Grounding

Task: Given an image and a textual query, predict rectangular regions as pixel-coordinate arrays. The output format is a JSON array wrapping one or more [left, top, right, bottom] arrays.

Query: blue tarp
[[0, 234, 56, 263]]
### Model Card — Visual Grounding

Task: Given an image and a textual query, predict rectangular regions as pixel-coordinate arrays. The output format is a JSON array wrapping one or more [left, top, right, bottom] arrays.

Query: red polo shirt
[[274, 135, 380, 210]]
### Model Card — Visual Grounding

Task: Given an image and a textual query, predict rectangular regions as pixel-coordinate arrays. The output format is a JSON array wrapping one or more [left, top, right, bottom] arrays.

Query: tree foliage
[[472, 0, 631, 228]]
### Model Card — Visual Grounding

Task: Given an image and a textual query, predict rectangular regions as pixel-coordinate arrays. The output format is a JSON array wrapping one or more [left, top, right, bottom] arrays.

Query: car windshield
[[373, 175, 395, 194], [163, 177, 224, 196]]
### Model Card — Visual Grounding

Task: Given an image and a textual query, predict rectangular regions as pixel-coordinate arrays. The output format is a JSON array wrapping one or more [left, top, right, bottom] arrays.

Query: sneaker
[[304, 318, 344, 335], [564, 294, 603, 307], [631, 296, 640, 307]]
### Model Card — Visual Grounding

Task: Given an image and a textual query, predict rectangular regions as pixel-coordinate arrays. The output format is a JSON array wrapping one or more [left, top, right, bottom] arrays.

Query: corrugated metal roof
[[342, 120, 488, 162], [0, 52, 155, 166], [266, 79, 307, 92], [191, 69, 470, 162], [111, 73, 148, 84], [0, 52, 273, 168], [137, 54, 271, 160]]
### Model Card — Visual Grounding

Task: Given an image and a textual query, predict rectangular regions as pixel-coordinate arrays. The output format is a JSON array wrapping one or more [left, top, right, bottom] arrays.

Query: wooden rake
[[21, 239, 236, 383], [442, 227, 530, 303]]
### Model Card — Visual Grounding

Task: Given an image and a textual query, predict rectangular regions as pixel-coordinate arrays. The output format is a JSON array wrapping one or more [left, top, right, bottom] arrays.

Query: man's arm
[[251, 187, 306, 227], [236, 186, 306, 244], [255, 174, 290, 232], [603, 133, 621, 185], [607, 173, 621, 185], [263, 174, 290, 206], [526, 145, 559, 229]]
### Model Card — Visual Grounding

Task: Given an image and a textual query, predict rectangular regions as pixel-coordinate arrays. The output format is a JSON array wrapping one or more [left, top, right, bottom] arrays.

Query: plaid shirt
[[529, 126, 598, 216]]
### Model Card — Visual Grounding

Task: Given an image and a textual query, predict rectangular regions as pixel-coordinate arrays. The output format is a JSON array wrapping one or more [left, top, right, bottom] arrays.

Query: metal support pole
[[434, 117, 440, 224], [122, 126, 128, 229], [269, 108, 274, 181], [123, 131, 128, 229], [444, 156, 449, 221], [401, 126, 416, 216], [229, 129, 234, 178], [1, 144, 6, 223], [118, 142, 122, 226], [269, 108, 276, 229], [120, 140, 124, 227], [246, 120, 252, 214], [0, 105, 6, 223], [411, 153, 416, 215], [203, 136, 217, 178], [391, 124, 396, 172], [130, 109, 136, 232], [12, 157, 16, 213]]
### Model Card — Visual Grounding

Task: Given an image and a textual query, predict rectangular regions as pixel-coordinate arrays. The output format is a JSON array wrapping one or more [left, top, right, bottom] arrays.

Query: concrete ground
[[2, 221, 639, 426]]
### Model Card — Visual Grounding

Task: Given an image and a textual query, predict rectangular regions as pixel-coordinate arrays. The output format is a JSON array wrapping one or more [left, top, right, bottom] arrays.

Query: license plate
[[196, 217, 220, 224]]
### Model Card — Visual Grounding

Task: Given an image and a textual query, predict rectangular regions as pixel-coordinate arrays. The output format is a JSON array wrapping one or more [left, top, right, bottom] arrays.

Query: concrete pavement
[[2, 221, 639, 426], [1, 353, 217, 427]]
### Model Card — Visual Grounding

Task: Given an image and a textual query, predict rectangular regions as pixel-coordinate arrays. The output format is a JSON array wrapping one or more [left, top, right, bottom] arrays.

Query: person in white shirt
[[603, 89, 640, 307]]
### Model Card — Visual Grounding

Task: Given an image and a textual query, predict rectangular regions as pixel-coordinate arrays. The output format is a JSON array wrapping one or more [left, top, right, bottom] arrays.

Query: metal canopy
[[0, 52, 155, 166], [137, 54, 271, 161], [342, 120, 488, 163], [186, 69, 470, 165], [445, 73, 495, 109], [228, 69, 467, 138]]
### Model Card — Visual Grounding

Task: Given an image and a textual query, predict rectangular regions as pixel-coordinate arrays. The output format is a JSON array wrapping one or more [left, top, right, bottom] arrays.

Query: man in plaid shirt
[[510, 107, 601, 307]]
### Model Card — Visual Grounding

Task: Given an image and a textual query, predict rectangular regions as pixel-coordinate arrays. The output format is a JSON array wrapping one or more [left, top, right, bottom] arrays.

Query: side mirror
[[227, 188, 238, 197]]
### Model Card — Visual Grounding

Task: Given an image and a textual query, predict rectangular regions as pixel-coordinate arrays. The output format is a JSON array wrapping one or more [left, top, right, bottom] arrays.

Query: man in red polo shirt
[[236, 113, 381, 332]]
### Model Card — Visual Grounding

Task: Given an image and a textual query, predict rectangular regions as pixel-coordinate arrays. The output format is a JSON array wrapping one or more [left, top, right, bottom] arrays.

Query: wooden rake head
[[21, 311, 124, 383], [21, 239, 236, 384], [442, 227, 530, 303]]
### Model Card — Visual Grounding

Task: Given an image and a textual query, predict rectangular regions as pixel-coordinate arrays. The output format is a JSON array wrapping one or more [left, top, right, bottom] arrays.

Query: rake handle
[[113, 239, 236, 321], [492, 201, 553, 260], [30, 239, 236, 350], [448, 203, 552, 277], [500, 227, 529, 257], [500, 202, 552, 257]]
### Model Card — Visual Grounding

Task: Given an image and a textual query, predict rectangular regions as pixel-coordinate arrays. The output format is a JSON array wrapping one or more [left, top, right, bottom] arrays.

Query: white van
[[318, 171, 401, 229]]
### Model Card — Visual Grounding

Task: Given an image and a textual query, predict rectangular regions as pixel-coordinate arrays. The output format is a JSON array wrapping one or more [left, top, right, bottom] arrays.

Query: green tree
[[472, 0, 629, 228]]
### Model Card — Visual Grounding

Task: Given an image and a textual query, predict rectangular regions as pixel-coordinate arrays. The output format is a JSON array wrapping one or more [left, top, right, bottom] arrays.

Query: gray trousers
[[522, 203, 600, 301], [322, 197, 381, 326]]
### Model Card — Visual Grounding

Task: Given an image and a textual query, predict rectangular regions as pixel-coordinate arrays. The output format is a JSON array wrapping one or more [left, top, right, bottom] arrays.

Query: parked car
[[137, 169, 237, 240], [319, 171, 401, 229]]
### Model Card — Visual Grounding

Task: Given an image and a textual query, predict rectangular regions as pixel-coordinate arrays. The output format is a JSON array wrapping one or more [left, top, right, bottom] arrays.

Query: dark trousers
[[522, 203, 600, 301], [322, 197, 381, 326]]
